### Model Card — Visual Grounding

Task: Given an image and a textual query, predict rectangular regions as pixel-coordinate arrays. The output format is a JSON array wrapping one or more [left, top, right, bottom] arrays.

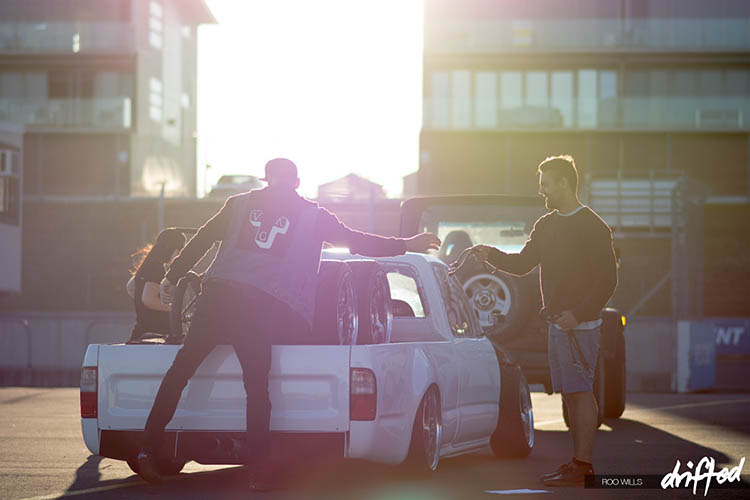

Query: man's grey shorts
[[548, 323, 600, 394]]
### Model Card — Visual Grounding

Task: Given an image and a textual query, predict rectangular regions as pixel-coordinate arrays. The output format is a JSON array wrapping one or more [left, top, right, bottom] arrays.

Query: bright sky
[[197, 0, 424, 198]]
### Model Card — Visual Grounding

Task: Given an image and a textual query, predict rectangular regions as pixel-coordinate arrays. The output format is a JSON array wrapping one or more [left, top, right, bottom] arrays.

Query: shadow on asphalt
[[62, 413, 743, 499], [642, 397, 750, 437]]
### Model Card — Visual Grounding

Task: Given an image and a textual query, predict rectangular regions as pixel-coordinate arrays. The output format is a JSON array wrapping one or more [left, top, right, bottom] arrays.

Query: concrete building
[[0, 0, 215, 198]]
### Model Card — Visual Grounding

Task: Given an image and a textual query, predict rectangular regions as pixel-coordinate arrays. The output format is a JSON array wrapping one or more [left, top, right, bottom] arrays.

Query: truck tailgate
[[97, 344, 351, 433]]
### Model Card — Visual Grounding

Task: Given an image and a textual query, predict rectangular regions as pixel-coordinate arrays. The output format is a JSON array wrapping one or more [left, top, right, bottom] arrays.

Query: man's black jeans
[[142, 279, 306, 465]]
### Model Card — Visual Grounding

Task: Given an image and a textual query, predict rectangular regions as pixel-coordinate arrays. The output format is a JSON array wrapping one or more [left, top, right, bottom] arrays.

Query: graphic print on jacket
[[207, 190, 321, 327], [247, 210, 291, 251]]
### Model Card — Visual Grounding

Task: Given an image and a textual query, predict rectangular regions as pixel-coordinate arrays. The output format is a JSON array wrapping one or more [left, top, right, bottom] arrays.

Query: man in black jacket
[[471, 155, 617, 487], [136, 158, 441, 489]]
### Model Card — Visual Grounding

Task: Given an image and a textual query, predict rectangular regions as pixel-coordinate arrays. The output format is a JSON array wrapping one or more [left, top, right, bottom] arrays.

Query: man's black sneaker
[[542, 461, 594, 487], [136, 451, 162, 484], [539, 461, 573, 481]]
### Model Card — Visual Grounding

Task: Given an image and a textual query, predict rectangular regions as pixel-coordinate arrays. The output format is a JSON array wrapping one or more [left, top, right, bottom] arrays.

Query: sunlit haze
[[197, 0, 424, 198]]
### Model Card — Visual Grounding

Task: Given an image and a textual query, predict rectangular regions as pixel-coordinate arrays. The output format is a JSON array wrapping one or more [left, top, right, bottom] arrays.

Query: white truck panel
[[97, 344, 350, 433], [348, 341, 461, 464]]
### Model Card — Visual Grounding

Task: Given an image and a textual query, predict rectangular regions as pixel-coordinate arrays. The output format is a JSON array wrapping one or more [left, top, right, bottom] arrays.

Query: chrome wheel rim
[[181, 285, 199, 335], [337, 271, 358, 345], [519, 374, 534, 449], [369, 274, 392, 344], [422, 387, 442, 471], [463, 274, 511, 329]]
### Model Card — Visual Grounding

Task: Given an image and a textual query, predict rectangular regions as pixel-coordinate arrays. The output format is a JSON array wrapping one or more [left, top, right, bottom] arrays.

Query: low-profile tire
[[404, 385, 442, 475], [603, 332, 626, 418], [312, 260, 358, 345], [491, 364, 534, 458], [347, 260, 393, 345], [169, 271, 202, 340], [126, 457, 186, 476], [562, 353, 605, 428]]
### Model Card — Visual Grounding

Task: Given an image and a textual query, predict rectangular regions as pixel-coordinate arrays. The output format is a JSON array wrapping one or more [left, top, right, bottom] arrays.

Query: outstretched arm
[[165, 197, 235, 284], [318, 208, 440, 257], [470, 221, 543, 276]]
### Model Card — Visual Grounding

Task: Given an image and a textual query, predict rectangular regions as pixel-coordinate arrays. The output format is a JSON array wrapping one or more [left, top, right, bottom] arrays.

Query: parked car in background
[[208, 174, 262, 199]]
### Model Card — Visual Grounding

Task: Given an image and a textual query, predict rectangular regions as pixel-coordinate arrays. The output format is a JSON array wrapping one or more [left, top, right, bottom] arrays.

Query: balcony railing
[[0, 97, 132, 129], [425, 18, 750, 53], [0, 22, 134, 53], [423, 96, 750, 131]]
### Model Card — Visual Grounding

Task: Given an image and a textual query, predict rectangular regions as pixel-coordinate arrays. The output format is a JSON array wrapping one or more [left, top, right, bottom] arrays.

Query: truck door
[[433, 265, 500, 445]]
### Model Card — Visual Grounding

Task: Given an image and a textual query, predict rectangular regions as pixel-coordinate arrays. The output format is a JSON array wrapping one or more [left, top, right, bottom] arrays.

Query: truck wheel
[[169, 271, 202, 340], [313, 261, 358, 345], [603, 332, 626, 418], [348, 260, 392, 345], [491, 364, 534, 458], [561, 354, 605, 428], [405, 385, 442, 475], [126, 457, 186, 476], [459, 266, 531, 338]]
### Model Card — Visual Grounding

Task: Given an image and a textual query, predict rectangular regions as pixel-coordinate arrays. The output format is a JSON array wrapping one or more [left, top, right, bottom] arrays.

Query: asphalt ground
[[1, 388, 749, 500]]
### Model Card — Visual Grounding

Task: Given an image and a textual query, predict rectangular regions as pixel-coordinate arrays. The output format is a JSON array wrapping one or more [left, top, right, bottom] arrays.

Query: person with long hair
[[127, 228, 187, 342]]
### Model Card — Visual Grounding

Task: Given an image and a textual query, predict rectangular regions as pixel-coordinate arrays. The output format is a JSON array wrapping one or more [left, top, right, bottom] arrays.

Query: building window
[[525, 71, 548, 107], [551, 71, 574, 127], [149, 1, 163, 49], [450, 70, 471, 129], [474, 72, 498, 128], [578, 69, 598, 128], [149, 77, 163, 122], [500, 71, 522, 110], [431, 72, 450, 128], [0, 150, 20, 226], [599, 70, 618, 127]]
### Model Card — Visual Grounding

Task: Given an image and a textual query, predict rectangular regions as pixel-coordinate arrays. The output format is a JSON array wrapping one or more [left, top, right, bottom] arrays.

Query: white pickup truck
[[80, 251, 534, 476]]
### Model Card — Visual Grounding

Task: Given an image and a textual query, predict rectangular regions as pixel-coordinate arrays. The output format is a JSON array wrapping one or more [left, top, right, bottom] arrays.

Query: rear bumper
[[98, 430, 346, 465]]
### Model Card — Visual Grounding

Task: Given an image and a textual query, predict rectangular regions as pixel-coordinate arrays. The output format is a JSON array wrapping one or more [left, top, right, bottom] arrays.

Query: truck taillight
[[350, 368, 376, 421], [80, 367, 97, 418]]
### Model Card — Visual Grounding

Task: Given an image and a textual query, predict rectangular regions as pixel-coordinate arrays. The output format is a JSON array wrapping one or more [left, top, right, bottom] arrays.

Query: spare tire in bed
[[347, 260, 393, 345], [312, 260, 359, 345]]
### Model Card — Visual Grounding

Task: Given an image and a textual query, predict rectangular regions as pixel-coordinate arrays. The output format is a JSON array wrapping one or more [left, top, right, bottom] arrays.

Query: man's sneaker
[[541, 460, 594, 487], [539, 461, 574, 481], [136, 450, 162, 484]]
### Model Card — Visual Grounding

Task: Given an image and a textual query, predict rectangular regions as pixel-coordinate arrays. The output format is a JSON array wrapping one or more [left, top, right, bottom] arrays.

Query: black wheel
[[169, 271, 202, 340], [603, 332, 626, 419], [126, 457, 186, 476], [347, 260, 393, 345], [561, 353, 605, 428], [404, 385, 442, 475], [313, 261, 358, 345], [491, 364, 534, 458]]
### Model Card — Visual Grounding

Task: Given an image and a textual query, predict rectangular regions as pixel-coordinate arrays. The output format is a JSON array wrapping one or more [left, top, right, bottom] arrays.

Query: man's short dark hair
[[538, 155, 579, 193]]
